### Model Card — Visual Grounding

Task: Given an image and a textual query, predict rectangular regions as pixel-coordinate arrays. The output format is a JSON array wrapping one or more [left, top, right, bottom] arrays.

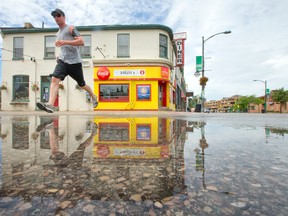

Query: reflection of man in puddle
[[36, 117, 98, 213], [37, 117, 97, 168]]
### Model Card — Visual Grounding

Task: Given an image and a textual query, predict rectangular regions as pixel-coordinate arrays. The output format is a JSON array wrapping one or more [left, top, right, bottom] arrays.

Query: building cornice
[[0, 24, 174, 40]]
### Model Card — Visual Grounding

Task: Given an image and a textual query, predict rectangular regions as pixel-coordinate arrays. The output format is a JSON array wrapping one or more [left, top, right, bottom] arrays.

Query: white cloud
[[1, 0, 287, 99]]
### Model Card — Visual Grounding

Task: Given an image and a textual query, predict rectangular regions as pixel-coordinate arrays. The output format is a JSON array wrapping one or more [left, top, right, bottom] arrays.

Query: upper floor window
[[117, 34, 130, 57], [80, 35, 91, 58], [13, 75, 29, 101], [44, 36, 56, 58], [159, 34, 168, 58], [13, 37, 24, 60]]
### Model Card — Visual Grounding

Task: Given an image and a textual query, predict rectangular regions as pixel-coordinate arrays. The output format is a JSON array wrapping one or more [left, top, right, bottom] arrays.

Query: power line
[[1, 48, 36, 62]]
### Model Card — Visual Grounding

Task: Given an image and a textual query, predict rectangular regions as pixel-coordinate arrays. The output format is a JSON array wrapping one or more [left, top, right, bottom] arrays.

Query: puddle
[[0, 114, 287, 215]]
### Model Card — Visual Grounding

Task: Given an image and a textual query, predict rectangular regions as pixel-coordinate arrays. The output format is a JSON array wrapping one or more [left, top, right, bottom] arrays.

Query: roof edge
[[0, 24, 174, 40]]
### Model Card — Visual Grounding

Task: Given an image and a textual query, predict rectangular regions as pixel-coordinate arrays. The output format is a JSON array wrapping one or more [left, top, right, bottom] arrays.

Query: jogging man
[[36, 8, 98, 113]]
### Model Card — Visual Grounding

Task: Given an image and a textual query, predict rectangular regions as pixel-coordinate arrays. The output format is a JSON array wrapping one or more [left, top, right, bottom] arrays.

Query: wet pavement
[[0, 112, 287, 215]]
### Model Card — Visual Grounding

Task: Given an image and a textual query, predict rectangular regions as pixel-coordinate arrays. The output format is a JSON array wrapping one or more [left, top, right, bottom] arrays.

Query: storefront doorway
[[40, 76, 59, 108], [158, 81, 167, 108]]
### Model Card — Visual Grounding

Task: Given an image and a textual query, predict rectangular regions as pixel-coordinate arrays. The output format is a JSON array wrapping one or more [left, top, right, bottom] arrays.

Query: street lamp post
[[253, 79, 267, 113], [200, 31, 231, 112]]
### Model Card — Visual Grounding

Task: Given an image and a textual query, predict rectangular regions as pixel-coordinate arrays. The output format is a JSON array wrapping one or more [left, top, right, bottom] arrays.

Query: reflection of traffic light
[[265, 128, 270, 137]]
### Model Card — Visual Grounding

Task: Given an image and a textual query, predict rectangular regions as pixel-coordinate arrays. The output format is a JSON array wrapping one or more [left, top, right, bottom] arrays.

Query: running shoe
[[36, 102, 54, 113], [92, 97, 98, 108], [36, 118, 53, 132]]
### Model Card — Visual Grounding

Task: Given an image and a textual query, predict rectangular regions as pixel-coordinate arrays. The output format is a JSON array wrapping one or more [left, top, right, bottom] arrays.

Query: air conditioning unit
[[82, 60, 90, 67]]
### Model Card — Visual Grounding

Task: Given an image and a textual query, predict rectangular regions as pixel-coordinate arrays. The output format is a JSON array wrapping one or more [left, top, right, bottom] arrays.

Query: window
[[13, 37, 24, 60], [99, 123, 129, 141], [99, 84, 129, 102], [12, 121, 29, 149], [80, 35, 91, 58], [44, 36, 56, 58], [13, 75, 29, 101], [159, 34, 168, 58], [117, 34, 130, 57]]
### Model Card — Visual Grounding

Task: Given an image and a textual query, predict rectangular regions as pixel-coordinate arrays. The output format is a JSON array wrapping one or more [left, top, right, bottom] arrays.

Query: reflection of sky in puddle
[[0, 114, 287, 215], [185, 120, 288, 214]]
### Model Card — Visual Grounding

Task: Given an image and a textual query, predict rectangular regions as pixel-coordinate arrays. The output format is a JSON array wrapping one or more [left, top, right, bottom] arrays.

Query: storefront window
[[99, 123, 129, 141], [99, 84, 129, 102], [13, 75, 29, 101]]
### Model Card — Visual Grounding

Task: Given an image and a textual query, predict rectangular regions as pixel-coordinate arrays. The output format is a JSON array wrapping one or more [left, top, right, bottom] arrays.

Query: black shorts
[[50, 59, 86, 87]]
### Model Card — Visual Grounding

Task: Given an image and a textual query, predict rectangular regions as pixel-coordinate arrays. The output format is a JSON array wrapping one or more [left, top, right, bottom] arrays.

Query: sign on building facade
[[173, 32, 187, 67]]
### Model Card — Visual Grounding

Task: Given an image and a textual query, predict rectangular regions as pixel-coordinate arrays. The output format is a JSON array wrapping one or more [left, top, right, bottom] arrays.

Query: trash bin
[[261, 109, 265, 113], [195, 104, 201, 112]]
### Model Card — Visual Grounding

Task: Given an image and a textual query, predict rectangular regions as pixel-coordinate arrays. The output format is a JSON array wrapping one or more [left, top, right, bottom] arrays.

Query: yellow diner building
[[94, 65, 173, 110]]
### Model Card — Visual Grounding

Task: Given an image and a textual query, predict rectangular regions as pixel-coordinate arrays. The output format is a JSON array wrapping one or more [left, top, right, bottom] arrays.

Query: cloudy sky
[[0, 0, 287, 100]]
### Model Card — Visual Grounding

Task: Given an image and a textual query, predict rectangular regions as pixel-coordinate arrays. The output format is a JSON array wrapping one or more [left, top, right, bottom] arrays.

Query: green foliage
[[235, 96, 250, 112], [269, 127, 288, 136], [271, 88, 288, 113], [252, 97, 264, 105], [271, 88, 288, 104], [234, 95, 263, 112]]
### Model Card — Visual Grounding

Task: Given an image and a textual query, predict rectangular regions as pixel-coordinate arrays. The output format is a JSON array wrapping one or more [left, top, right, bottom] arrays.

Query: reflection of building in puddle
[[91, 117, 187, 199], [0, 116, 95, 195], [0, 116, 188, 205], [93, 118, 173, 159]]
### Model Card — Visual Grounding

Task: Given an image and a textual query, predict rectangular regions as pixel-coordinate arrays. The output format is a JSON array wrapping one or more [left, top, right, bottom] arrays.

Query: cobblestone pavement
[[0, 112, 287, 215]]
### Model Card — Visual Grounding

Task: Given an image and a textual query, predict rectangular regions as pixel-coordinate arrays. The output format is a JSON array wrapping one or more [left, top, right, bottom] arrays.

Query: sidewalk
[[0, 110, 196, 117], [1, 110, 286, 118]]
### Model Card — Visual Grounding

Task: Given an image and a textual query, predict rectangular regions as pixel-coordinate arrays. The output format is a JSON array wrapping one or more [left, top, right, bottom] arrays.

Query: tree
[[271, 88, 288, 113], [234, 95, 263, 112], [251, 96, 264, 113], [234, 96, 250, 112]]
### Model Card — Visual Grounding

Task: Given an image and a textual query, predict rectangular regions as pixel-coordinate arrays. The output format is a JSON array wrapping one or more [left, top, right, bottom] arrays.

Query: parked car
[[204, 108, 210, 113]]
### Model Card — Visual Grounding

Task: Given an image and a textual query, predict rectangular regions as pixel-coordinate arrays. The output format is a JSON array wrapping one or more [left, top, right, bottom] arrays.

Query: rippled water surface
[[0, 113, 287, 215]]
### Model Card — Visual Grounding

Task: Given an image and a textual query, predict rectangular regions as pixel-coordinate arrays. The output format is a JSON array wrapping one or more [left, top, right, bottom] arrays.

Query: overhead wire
[[0, 47, 36, 62]]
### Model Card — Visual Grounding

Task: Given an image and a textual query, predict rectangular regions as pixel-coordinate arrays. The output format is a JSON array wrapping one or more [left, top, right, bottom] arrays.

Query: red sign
[[97, 145, 110, 158], [97, 67, 110, 80], [161, 67, 169, 79]]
